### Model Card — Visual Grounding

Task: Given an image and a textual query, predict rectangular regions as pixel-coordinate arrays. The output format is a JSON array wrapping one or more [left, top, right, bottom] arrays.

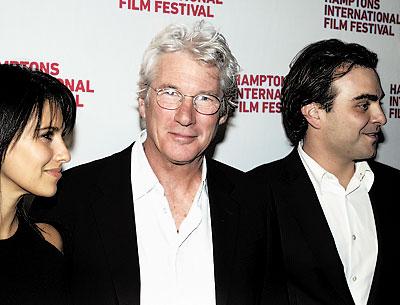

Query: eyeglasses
[[148, 85, 222, 115]]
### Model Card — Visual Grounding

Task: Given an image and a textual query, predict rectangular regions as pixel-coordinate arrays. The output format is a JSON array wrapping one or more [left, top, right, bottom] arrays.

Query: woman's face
[[0, 102, 71, 201]]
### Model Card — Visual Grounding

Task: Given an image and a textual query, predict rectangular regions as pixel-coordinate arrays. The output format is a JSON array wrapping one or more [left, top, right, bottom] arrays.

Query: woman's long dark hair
[[0, 64, 76, 228]]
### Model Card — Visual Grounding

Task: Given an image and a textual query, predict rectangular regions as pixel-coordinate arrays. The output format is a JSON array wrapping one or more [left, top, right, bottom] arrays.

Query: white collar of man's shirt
[[297, 142, 374, 192], [131, 129, 208, 201]]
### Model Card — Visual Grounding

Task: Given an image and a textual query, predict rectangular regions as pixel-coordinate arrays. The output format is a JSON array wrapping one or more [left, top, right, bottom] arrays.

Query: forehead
[[27, 102, 63, 130], [332, 66, 382, 98], [153, 51, 220, 92]]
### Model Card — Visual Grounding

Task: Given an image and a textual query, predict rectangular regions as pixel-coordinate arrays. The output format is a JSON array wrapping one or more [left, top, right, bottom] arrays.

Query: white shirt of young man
[[131, 130, 216, 305], [298, 144, 377, 305]]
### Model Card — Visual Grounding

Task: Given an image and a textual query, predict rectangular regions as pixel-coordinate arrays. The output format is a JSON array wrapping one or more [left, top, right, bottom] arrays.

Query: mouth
[[363, 132, 379, 142], [169, 132, 197, 144], [44, 168, 62, 179]]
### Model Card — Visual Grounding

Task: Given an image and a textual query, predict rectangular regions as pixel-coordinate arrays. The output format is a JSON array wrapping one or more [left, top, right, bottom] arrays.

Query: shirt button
[[352, 276, 357, 282], [352, 234, 356, 240]]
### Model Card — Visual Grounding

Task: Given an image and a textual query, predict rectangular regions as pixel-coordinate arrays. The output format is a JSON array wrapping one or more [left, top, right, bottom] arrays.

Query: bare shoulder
[[35, 223, 63, 253]]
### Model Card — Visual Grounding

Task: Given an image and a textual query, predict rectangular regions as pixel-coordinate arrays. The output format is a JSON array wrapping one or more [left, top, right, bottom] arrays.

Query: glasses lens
[[194, 95, 221, 115], [157, 88, 182, 110]]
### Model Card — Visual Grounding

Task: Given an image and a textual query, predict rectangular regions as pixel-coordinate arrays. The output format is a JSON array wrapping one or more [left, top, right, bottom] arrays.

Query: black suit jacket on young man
[[248, 148, 400, 305], [31, 144, 271, 305]]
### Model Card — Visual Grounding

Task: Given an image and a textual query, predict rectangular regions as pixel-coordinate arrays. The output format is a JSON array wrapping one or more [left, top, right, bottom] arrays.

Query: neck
[[0, 195, 20, 240], [302, 140, 355, 188], [143, 140, 204, 190], [0, 175, 24, 239], [143, 143, 204, 231], [153, 157, 203, 192]]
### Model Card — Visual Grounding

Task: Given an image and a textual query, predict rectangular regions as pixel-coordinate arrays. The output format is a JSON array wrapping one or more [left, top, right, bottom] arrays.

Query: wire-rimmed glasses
[[148, 85, 222, 115]]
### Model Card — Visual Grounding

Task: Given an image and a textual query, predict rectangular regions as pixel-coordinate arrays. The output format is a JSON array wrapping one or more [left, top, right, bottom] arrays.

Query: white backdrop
[[1, 0, 399, 171]]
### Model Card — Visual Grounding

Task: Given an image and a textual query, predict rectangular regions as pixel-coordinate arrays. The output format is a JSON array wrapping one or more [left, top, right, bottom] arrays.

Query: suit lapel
[[91, 145, 141, 305], [280, 149, 353, 304], [207, 159, 240, 305]]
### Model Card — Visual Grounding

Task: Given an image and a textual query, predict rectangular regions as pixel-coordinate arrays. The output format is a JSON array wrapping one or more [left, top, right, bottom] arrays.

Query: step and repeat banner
[[1, 0, 399, 171]]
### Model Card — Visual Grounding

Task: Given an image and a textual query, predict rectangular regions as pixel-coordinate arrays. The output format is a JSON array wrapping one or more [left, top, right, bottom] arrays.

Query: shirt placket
[[175, 186, 204, 305]]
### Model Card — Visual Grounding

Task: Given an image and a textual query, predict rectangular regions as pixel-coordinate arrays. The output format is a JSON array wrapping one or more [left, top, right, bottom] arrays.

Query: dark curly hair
[[281, 39, 378, 146]]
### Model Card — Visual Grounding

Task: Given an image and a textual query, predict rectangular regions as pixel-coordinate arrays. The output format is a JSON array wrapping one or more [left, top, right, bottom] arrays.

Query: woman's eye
[[41, 132, 54, 141]]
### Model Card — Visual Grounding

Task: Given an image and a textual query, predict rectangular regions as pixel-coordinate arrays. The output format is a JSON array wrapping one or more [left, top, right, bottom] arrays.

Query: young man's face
[[320, 66, 386, 162], [139, 51, 227, 166]]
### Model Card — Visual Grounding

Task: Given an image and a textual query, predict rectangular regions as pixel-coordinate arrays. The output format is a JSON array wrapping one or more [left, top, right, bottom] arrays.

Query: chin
[[35, 187, 57, 197], [367, 148, 377, 158], [171, 159, 196, 165], [358, 151, 376, 161], [167, 152, 201, 164]]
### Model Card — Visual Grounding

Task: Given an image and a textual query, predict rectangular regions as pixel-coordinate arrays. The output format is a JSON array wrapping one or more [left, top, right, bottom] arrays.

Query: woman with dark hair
[[0, 64, 76, 305]]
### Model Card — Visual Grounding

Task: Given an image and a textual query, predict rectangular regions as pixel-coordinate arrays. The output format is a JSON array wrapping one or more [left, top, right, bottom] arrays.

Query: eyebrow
[[159, 83, 178, 89], [158, 83, 220, 96], [38, 126, 60, 132], [353, 93, 385, 101]]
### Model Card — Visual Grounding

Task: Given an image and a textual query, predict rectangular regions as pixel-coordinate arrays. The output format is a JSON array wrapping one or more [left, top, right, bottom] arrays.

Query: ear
[[218, 113, 228, 125], [138, 98, 146, 119], [301, 103, 321, 129]]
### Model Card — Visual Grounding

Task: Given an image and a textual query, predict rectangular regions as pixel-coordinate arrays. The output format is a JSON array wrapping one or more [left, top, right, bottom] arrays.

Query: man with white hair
[[32, 20, 282, 305]]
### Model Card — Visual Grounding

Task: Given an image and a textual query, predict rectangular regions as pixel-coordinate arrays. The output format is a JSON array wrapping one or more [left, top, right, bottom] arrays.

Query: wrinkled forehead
[[154, 51, 220, 78], [153, 52, 221, 91]]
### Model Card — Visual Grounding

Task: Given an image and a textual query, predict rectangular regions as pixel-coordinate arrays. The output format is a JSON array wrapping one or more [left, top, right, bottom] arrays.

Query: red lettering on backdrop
[[323, 0, 399, 37], [0, 60, 60, 75], [118, 0, 220, 17], [0, 59, 94, 108], [389, 83, 400, 119], [75, 94, 84, 107], [390, 84, 400, 95], [154, 1, 214, 17], [389, 108, 400, 118], [119, 0, 151, 11], [237, 73, 284, 114]]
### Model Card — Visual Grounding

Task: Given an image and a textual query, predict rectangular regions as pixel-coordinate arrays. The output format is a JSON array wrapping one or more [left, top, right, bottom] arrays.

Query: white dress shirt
[[298, 144, 377, 305], [131, 130, 216, 305]]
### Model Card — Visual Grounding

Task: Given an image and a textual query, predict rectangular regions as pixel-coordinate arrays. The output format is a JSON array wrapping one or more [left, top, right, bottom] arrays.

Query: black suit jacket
[[248, 148, 400, 305], [31, 144, 269, 305]]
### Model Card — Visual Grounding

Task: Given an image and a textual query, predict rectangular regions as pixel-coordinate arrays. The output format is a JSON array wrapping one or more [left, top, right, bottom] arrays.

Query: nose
[[372, 103, 387, 127], [174, 96, 196, 126], [55, 138, 71, 164]]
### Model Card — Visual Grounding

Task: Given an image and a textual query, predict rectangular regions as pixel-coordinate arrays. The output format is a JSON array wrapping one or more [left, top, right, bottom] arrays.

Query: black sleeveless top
[[0, 218, 70, 305]]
